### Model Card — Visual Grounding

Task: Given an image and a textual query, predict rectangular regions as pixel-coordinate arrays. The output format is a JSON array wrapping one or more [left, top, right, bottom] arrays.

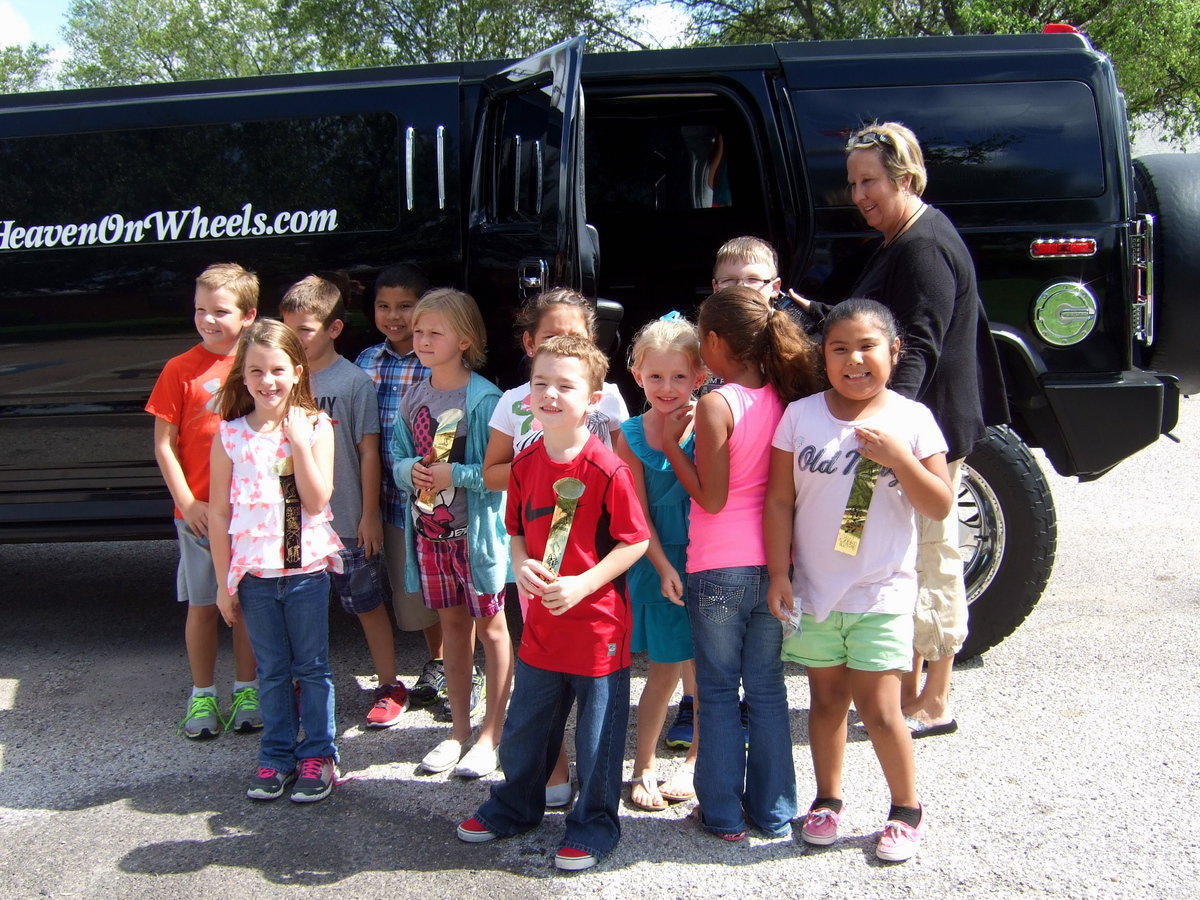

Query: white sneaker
[[545, 765, 575, 808], [454, 743, 499, 778], [420, 738, 464, 773]]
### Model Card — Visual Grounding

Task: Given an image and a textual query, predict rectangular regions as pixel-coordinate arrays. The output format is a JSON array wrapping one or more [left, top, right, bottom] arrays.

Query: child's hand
[[358, 515, 384, 557], [766, 574, 794, 623], [181, 498, 209, 539], [662, 404, 694, 448], [216, 589, 240, 627], [516, 559, 556, 599], [424, 461, 454, 492], [787, 288, 812, 310], [657, 564, 684, 606], [410, 460, 434, 491], [539, 574, 592, 616], [283, 407, 314, 446], [854, 425, 911, 470]]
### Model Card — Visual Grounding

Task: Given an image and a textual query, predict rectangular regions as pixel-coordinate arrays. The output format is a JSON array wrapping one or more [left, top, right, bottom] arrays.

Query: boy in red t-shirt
[[457, 335, 649, 872], [145, 263, 260, 740]]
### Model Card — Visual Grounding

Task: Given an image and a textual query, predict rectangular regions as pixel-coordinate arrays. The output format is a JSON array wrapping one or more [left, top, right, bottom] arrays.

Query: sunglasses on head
[[849, 130, 894, 150]]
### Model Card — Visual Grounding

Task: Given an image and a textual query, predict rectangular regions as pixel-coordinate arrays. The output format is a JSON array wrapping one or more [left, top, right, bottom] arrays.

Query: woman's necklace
[[884, 199, 925, 247]]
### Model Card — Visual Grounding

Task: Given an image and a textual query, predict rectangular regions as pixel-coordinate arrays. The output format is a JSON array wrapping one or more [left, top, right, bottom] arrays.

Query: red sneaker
[[554, 846, 597, 871], [366, 683, 409, 728], [456, 817, 497, 843]]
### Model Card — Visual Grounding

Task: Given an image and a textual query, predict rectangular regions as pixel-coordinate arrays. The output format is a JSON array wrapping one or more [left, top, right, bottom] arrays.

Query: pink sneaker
[[876, 807, 926, 862], [800, 805, 842, 846]]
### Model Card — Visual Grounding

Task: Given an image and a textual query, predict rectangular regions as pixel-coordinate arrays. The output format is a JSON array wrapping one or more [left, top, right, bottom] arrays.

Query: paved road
[[2, 402, 1197, 899]]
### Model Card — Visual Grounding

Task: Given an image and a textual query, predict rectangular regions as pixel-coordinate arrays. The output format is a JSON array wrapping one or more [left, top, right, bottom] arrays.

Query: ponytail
[[699, 286, 820, 403]]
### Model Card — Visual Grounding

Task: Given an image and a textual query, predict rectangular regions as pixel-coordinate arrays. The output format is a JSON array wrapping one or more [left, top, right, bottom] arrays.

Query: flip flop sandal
[[630, 772, 668, 811], [659, 763, 695, 802]]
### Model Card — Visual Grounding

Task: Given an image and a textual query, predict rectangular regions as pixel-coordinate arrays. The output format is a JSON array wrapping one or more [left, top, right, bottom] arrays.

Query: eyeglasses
[[848, 130, 894, 150], [716, 276, 774, 290]]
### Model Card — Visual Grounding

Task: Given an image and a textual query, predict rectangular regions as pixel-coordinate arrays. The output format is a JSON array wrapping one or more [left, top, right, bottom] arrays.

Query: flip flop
[[630, 772, 668, 811], [904, 715, 958, 739], [659, 763, 695, 802]]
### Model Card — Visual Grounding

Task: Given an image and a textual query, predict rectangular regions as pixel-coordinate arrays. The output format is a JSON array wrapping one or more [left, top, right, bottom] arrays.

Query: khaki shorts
[[383, 521, 439, 632], [914, 458, 969, 660]]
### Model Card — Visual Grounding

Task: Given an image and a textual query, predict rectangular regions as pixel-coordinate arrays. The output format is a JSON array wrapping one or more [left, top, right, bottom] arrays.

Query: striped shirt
[[354, 342, 430, 526]]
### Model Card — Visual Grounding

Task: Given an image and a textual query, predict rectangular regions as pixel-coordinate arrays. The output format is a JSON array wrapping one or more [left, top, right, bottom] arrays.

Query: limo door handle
[[519, 258, 548, 297]]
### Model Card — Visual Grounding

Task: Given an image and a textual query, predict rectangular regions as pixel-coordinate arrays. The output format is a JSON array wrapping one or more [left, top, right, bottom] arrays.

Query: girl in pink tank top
[[661, 285, 819, 841]]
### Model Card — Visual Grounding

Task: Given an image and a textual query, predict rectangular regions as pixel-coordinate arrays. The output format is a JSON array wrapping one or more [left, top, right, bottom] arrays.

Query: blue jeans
[[238, 572, 338, 772], [686, 566, 797, 836], [474, 659, 630, 858]]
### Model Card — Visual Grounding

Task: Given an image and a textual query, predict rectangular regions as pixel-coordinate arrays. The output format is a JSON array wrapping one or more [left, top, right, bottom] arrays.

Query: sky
[[1, 0, 69, 48], [1, 0, 689, 51]]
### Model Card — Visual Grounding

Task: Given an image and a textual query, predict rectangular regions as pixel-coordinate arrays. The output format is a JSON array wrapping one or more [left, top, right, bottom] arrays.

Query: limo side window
[[0, 113, 401, 239], [792, 81, 1105, 208]]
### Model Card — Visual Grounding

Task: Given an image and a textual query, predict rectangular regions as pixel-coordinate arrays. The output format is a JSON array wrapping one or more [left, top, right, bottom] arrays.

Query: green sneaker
[[227, 686, 264, 733], [179, 693, 221, 740]]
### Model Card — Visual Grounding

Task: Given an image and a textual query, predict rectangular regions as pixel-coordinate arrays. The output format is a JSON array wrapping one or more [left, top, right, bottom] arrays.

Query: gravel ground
[[1, 402, 1197, 899]]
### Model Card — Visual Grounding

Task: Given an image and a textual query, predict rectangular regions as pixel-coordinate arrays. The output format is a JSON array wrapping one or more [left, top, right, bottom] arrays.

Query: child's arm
[[390, 408, 422, 493], [536, 539, 649, 616], [614, 430, 683, 605], [152, 418, 208, 537], [285, 409, 335, 515], [662, 391, 732, 514], [208, 434, 238, 626], [854, 425, 953, 520], [482, 428, 515, 491], [356, 431, 384, 557], [764, 446, 798, 623]]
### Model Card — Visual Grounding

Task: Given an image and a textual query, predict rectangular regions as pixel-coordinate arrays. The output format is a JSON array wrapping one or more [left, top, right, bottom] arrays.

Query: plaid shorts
[[415, 534, 504, 619], [329, 545, 388, 615]]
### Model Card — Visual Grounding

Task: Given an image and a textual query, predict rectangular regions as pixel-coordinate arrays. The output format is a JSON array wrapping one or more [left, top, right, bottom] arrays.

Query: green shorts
[[781, 611, 913, 672]]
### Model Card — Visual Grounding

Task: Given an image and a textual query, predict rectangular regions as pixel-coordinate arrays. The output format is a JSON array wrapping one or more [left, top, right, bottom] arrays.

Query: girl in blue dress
[[614, 314, 708, 811]]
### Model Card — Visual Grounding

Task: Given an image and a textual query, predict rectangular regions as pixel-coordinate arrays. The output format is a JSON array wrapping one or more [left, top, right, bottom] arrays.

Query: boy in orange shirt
[[146, 262, 260, 739]]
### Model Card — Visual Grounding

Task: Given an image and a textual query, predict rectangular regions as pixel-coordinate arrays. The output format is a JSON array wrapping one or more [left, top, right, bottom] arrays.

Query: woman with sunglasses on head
[[789, 121, 1008, 740]]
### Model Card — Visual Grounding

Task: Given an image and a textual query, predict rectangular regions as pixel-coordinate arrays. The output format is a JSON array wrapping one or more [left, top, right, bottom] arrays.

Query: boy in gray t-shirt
[[281, 276, 410, 729]]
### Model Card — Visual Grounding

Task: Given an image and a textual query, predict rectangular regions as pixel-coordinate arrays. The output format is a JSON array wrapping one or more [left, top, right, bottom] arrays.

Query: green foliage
[[283, 0, 647, 69], [1, 44, 55, 93], [674, 0, 1200, 144], [61, 0, 322, 86]]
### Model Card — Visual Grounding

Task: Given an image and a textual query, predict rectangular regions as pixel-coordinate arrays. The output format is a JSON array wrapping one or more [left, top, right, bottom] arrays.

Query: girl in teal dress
[[614, 314, 707, 811]]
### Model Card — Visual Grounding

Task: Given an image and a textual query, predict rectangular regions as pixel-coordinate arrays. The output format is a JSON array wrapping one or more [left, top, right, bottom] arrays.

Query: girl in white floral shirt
[[209, 318, 343, 805]]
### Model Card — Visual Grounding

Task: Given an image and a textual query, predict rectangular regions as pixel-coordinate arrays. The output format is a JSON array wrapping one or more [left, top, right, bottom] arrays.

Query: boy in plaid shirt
[[355, 264, 444, 706]]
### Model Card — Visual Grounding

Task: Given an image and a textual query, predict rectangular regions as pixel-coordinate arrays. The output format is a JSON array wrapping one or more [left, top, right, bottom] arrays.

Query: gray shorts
[[383, 521, 439, 631], [175, 519, 218, 606]]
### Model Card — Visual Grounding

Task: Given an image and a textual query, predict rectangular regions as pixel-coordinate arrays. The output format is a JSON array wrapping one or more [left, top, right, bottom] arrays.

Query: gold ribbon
[[542, 477, 586, 577], [835, 455, 881, 556], [415, 408, 464, 514]]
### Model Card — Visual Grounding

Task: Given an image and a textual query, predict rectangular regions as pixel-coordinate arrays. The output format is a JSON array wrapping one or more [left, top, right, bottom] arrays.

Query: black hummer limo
[[1, 32, 1192, 656]]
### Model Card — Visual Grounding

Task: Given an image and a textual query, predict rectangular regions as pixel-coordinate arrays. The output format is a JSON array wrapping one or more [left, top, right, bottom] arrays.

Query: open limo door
[[466, 38, 603, 374]]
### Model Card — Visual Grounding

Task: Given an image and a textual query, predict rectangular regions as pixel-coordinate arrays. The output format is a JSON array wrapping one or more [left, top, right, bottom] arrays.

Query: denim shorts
[[174, 518, 217, 606], [329, 545, 388, 615]]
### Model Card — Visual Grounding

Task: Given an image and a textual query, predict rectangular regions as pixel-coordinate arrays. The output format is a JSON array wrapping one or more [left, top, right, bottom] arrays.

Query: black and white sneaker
[[290, 757, 337, 803], [246, 766, 296, 801]]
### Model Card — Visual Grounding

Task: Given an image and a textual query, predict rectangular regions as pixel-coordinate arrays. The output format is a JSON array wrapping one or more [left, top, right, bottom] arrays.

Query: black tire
[[1132, 153, 1200, 394], [956, 426, 1057, 660]]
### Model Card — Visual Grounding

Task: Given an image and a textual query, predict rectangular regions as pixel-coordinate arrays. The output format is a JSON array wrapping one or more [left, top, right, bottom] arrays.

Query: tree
[[61, 0, 323, 86], [283, 0, 648, 69], [674, 0, 1200, 144], [1, 44, 55, 93]]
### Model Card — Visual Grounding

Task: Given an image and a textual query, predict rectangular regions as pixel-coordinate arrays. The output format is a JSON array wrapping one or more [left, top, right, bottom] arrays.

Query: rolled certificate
[[834, 455, 881, 556], [415, 408, 464, 513], [542, 477, 586, 577]]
